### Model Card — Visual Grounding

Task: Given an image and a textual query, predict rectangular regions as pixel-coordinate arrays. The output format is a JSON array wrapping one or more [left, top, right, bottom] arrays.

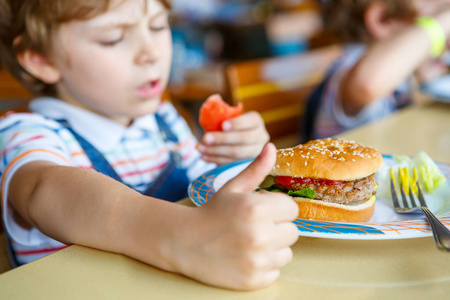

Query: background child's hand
[[199, 110, 270, 165], [177, 143, 299, 290], [415, 58, 449, 84]]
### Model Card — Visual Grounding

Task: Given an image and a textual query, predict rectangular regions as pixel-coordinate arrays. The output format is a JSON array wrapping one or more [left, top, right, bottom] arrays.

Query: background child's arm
[[341, 9, 450, 115], [8, 143, 298, 291]]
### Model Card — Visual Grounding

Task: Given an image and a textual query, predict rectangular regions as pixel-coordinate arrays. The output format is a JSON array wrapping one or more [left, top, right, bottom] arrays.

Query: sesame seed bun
[[293, 196, 376, 222], [270, 138, 383, 181]]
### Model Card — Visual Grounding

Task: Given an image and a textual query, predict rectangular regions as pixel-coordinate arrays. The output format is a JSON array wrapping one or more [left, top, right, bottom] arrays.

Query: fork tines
[[416, 180, 427, 207], [390, 169, 401, 209], [390, 167, 426, 212]]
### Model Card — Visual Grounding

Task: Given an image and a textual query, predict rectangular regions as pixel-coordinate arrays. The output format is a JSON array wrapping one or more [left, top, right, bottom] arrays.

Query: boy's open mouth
[[136, 79, 162, 98]]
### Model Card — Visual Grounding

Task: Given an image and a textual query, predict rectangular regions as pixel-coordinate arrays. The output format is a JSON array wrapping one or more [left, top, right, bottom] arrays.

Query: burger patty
[[277, 174, 376, 205]]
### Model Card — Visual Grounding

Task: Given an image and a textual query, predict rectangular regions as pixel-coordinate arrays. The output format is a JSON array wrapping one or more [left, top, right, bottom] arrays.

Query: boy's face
[[51, 0, 172, 125]]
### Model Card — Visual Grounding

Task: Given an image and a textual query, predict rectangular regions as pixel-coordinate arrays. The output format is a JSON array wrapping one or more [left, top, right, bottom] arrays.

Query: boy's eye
[[99, 37, 123, 47], [150, 25, 168, 32]]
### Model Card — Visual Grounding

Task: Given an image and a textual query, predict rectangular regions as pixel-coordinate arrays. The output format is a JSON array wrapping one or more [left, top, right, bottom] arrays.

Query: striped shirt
[[0, 97, 215, 265]]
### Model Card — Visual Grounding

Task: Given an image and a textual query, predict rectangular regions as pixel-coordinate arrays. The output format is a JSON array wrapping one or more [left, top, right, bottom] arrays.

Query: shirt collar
[[30, 97, 159, 152]]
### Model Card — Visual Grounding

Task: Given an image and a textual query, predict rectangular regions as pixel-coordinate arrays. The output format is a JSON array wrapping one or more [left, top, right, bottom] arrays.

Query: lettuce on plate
[[394, 151, 446, 193], [376, 151, 447, 199]]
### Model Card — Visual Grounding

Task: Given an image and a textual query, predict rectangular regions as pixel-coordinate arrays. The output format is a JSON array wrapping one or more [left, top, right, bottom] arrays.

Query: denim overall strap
[[5, 233, 20, 268], [55, 119, 124, 184], [55, 115, 190, 202], [142, 114, 190, 201]]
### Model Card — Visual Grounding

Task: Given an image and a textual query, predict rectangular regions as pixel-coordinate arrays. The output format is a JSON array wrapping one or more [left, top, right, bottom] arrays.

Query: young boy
[[304, 0, 450, 140], [0, 0, 299, 291]]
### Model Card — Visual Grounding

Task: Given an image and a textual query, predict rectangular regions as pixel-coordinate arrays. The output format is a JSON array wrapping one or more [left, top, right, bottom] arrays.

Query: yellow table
[[1, 102, 450, 299]]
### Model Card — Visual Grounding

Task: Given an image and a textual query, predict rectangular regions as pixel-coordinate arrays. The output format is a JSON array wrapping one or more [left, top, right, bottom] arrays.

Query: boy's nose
[[135, 36, 159, 65]]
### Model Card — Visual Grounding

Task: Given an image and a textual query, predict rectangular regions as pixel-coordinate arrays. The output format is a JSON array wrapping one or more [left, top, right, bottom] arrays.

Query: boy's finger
[[251, 190, 298, 224], [222, 111, 262, 131], [222, 143, 276, 193], [201, 154, 235, 166], [201, 144, 263, 159], [272, 223, 299, 249], [203, 130, 261, 145]]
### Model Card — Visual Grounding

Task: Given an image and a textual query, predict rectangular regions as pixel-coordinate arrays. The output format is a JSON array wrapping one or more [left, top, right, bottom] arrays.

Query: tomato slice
[[275, 176, 346, 188], [199, 95, 243, 132]]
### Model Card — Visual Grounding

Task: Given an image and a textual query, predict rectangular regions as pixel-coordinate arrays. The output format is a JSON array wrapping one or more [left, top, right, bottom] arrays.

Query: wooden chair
[[224, 45, 342, 148], [0, 232, 12, 274], [0, 67, 32, 117], [0, 68, 32, 100]]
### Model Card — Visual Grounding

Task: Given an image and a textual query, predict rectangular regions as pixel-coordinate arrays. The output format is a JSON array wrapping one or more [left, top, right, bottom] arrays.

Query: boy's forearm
[[115, 193, 196, 272], [10, 162, 139, 253], [9, 161, 190, 271]]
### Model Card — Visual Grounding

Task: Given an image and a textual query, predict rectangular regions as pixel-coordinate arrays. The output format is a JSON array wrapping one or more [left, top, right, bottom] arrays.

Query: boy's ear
[[16, 50, 61, 84], [364, 1, 403, 41]]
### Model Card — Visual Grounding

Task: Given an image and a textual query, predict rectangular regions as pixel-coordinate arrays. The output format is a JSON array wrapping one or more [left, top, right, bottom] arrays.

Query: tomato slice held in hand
[[199, 95, 243, 132]]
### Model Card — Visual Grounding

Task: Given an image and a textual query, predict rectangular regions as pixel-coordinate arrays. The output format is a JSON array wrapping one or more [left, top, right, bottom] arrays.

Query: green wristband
[[416, 16, 446, 58]]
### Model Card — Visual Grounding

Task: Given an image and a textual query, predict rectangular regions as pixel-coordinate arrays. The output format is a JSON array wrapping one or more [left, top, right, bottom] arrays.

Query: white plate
[[188, 155, 450, 240]]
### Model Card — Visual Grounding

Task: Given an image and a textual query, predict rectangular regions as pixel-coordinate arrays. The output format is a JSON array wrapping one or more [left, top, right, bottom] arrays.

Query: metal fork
[[390, 167, 450, 251]]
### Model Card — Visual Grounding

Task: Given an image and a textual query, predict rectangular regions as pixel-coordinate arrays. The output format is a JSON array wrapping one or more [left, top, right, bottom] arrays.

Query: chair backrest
[[224, 45, 342, 143], [0, 67, 32, 117], [0, 67, 32, 99], [0, 230, 12, 273]]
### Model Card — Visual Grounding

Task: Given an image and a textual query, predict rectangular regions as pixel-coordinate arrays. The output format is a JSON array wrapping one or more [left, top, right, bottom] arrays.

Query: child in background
[[303, 0, 450, 141], [0, 0, 299, 291]]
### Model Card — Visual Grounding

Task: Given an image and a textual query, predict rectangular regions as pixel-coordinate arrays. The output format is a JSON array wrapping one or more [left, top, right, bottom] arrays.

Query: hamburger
[[259, 138, 383, 222]]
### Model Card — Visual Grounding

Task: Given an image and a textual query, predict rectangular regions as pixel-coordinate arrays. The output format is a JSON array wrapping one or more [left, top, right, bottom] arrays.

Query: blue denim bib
[[56, 114, 190, 202]]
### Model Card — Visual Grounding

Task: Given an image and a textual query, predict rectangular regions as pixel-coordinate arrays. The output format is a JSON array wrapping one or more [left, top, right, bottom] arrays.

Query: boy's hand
[[198, 99, 270, 165], [177, 143, 299, 290]]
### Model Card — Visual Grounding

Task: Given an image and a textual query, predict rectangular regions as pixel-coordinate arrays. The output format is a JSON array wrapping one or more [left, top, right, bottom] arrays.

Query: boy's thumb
[[223, 143, 277, 193]]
